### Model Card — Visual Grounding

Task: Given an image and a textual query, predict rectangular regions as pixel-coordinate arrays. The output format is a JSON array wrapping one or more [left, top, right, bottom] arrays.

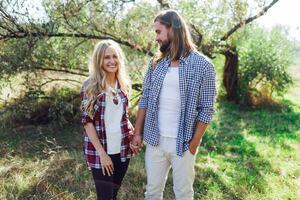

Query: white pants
[[145, 136, 196, 200]]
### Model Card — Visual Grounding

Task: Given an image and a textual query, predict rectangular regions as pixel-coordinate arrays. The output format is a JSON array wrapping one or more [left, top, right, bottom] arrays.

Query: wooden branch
[[220, 0, 279, 41], [132, 83, 142, 91], [1, 1, 153, 57], [190, 23, 203, 47], [120, 0, 136, 3], [61, 0, 94, 33], [0, 6, 27, 33], [157, 0, 170, 9], [35, 66, 88, 77], [0, 31, 154, 56], [40, 78, 81, 87]]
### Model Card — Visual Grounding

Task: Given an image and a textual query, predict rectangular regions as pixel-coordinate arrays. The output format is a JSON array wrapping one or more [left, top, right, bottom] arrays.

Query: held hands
[[130, 133, 143, 155], [99, 152, 114, 176]]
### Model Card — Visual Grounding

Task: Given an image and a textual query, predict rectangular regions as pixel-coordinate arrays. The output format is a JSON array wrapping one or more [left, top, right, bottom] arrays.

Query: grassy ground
[[1, 102, 299, 200], [0, 59, 300, 199]]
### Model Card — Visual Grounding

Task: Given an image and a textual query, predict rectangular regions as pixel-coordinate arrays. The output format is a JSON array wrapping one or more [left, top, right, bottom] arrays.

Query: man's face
[[154, 21, 171, 53]]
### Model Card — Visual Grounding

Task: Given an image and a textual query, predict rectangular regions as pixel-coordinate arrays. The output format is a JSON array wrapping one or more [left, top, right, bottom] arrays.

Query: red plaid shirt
[[80, 80, 133, 169]]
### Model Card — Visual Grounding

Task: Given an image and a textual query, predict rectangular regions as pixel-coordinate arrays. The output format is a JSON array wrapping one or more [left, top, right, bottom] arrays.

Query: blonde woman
[[80, 40, 133, 200]]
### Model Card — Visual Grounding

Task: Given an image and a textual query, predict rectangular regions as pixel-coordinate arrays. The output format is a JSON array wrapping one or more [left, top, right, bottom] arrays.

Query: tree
[[235, 25, 294, 105], [0, 0, 282, 105]]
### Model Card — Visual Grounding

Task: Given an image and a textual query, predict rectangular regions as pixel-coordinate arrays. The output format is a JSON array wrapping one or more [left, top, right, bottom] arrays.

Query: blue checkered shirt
[[138, 51, 217, 156]]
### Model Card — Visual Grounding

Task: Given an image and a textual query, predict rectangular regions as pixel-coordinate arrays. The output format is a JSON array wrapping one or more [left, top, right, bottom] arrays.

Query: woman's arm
[[84, 123, 114, 176]]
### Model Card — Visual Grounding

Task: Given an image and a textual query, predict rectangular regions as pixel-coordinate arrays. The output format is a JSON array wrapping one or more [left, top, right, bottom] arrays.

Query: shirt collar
[[164, 51, 191, 65]]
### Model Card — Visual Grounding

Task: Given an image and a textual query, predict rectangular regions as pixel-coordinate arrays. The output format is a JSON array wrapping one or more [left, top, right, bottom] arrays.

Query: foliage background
[[0, 0, 299, 199]]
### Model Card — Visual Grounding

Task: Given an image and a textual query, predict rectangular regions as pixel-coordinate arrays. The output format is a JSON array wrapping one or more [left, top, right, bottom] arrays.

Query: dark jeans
[[91, 154, 130, 200]]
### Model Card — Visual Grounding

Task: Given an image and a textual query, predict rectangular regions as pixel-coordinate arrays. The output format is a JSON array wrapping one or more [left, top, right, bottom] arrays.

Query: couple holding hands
[[80, 10, 216, 200]]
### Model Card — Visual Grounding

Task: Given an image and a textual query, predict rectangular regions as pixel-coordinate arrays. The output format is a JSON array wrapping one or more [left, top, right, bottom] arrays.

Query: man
[[131, 10, 217, 200]]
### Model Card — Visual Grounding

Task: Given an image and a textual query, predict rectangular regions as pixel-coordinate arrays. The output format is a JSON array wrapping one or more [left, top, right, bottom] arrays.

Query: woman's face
[[101, 46, 119, 75]]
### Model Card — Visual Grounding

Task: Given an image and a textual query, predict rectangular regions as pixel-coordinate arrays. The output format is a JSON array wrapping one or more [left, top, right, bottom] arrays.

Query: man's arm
[[189, 61, 217, 154], [188, 122, 208, 154], [131, 108, 146, 154], [134, 108, 147, 136], [130, 60, 153, 154]]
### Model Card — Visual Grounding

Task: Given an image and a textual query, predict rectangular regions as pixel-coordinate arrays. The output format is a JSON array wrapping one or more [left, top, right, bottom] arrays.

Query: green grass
[[0, 57, 299, 200], [0, 99, 299, 200], [196, 101, 300, 200]]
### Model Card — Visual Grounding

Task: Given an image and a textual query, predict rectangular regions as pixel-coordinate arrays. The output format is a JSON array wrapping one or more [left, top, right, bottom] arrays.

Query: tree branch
[[220, 0, 279, 41], [40, 78, 81, 87], [0, 31, 154, 56], [35, 66, 88, 77], [190, 23, 203, 47], [157, 0, 170, 9]]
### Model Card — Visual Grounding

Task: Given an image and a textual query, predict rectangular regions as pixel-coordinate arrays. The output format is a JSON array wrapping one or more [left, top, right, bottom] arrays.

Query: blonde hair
[[82, 40, 131, 117], [153, 10, 196, 68]]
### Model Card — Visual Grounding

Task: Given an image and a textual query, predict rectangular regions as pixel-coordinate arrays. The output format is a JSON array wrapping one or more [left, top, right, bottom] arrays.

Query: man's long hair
[[153, 10, 196, 68]]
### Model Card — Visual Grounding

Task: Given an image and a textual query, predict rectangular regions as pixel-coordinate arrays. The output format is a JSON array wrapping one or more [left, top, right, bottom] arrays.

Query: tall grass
[[0, 98, 299, 199], [0, 57, 299, 200]]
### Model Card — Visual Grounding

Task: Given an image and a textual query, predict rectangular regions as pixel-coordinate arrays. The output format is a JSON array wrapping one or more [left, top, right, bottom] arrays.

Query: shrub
[[235, 25, 294, 105]]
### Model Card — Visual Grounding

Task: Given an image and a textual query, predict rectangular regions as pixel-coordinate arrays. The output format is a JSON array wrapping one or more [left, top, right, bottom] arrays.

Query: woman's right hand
[[99, 152, 114, 176]]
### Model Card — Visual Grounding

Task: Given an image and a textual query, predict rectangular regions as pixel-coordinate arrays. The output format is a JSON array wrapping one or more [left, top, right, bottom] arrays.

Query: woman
[[80, 40, 133, 200]]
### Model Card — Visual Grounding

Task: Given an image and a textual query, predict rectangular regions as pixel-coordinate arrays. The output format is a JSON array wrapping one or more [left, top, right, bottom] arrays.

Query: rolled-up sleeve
[[197, 62, 217, 124], [138, 61, 153, 109], [80, 82, 93, 125]]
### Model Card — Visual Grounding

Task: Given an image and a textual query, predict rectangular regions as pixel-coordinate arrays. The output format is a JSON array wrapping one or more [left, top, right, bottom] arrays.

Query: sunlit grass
[[1, 97, 299, 199], [0, 57, 299, 199]]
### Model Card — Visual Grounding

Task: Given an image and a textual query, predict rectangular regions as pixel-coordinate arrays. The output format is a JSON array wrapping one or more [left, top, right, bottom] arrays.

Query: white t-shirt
[[104, 86, 123, 155], [158, 67, 181, 138]]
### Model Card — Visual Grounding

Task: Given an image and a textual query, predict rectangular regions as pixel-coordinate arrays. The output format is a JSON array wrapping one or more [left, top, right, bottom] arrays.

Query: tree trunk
[[223, 46, 239, 103]]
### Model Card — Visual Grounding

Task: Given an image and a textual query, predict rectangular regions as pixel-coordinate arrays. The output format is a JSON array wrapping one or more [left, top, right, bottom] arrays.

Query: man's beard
[[159, 40, 171, 54]]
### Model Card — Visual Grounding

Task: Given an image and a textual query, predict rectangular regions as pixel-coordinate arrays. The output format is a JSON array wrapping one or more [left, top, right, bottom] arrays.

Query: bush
[[0, 87, 80, 128], [235, 25, 294, 105]]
